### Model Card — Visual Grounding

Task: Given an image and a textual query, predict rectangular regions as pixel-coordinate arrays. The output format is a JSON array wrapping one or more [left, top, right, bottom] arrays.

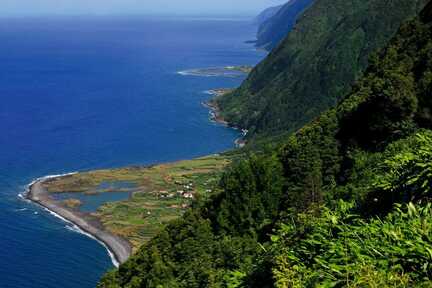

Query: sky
[[0, 0, 287, 16]]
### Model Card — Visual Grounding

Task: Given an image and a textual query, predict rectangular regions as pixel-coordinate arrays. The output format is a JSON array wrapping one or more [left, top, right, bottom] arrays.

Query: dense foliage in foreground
[[218, 0, 427, 138], [271, 201, 432, 287], [99, 2, 432, 287]]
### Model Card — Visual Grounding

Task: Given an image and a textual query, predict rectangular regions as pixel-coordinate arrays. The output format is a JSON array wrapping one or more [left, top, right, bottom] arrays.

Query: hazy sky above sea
[[0, 0, 287, 16]]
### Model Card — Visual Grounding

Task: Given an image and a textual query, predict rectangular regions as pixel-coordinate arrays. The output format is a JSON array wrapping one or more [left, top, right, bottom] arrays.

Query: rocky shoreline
[[203, 89, 248, 148], [203, 99, 230, 127], [26, 178, 132, 266]]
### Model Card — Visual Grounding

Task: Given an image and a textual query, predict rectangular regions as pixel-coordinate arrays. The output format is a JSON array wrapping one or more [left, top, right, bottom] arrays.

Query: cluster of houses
[[176, 181, 194, 199], [157, 180, 195, 199], [157, 178, 216, 202]]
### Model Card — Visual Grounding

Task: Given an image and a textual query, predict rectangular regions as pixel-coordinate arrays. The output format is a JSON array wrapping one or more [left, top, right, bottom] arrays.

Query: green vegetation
[[271, 201, 432, 287], [255, 0, 314, 50], [225, 66, 254, 74], [218, 0, 428, 138], [43, 155, 230, 250], [207, 88, 234, 98], [96, 190, 188, 250], [98, 3, 432, 287], [62, 198, 82, 209]]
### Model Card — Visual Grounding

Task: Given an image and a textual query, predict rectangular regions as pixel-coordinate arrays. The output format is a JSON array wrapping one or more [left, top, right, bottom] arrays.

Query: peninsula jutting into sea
[[26, 176, 132, 265], [24, 154, 232, 265]]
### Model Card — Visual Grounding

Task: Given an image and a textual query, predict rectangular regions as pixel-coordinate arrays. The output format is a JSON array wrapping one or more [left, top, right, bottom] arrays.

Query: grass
[[226, 65, 253, 74], [42, 155, 230, 251], [62, 199, 82, 209]]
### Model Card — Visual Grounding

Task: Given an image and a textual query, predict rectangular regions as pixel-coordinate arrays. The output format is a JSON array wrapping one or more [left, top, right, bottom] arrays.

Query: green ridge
[[98, 3, 432, 287], [255, 0, 314, 50], [218, 0, 428, 138]]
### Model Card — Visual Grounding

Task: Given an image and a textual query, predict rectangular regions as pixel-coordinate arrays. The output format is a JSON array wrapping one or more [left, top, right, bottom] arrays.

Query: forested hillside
[[255, 0, 314, 50], [99, 1, 432, 287], [218, 0, 427, 138]]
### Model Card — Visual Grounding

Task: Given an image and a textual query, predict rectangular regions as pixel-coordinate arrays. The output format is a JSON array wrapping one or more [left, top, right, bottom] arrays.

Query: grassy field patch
[[43, 155, 229, 251]]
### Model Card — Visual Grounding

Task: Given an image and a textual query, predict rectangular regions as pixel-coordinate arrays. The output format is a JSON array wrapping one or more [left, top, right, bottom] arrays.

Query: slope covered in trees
[[255, 0, 314, 50], [218, 0, 428, 138], [99, 2, 432, 287]]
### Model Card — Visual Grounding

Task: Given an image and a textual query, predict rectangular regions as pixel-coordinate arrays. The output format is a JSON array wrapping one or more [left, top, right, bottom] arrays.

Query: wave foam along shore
[[23, 174, 132, 267], [65, 222, 120, 268], [18, 172, 78, 203]]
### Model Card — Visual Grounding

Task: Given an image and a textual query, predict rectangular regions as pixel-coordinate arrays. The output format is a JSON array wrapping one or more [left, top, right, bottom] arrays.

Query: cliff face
[[255, 0, 314, 50], [218, 0, 428, 138], [253, 4, 283, 26]]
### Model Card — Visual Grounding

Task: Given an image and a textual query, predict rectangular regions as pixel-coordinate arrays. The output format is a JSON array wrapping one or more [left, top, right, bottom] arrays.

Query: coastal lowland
[[26, 155, 230, 258], [224, 65, 253, 74], [178, 65, 253, 77], [27, 179, 132, 265]]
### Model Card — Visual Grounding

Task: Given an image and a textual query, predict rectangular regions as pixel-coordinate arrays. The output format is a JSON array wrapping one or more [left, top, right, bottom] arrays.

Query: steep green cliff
[[255, 0, 314, 50], [253, 4, 283, 27], [99, 2, 432, 287], [218, 0, 427, 138]]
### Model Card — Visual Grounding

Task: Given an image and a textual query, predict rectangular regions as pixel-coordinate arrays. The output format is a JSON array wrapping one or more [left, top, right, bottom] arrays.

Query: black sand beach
[[26, 179, 132, 265]]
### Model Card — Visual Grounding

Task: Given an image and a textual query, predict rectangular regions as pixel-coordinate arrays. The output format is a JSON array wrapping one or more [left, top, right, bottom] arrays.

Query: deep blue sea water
[[0, 16, 264, 288]]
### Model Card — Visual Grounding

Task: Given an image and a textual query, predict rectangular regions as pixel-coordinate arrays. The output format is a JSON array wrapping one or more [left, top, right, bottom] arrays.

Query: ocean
[[0, 16, 264, 288]]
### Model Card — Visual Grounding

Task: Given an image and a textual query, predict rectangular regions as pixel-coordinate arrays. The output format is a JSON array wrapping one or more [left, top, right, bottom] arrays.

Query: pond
[[52, 181, 135, 212]]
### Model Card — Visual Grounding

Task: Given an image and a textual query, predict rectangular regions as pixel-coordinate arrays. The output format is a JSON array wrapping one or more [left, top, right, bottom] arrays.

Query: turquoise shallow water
[[0, 16, 264, 288]]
